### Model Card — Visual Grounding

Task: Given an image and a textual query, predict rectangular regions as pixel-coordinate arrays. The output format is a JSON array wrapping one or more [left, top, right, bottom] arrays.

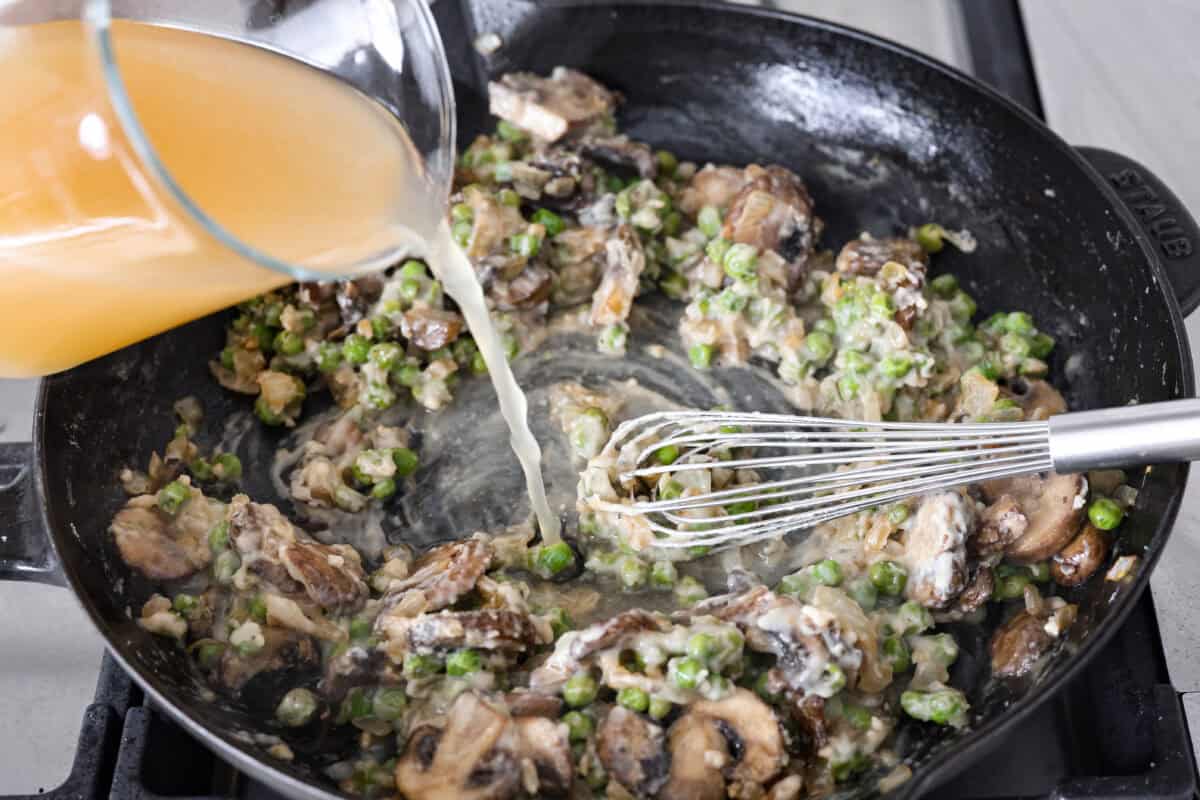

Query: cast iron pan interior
[[34, 2, 1193, 796]]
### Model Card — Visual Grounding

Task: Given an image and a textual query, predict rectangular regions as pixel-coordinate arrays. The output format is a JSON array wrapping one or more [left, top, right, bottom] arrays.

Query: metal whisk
[[592, 400, 1200, 550]]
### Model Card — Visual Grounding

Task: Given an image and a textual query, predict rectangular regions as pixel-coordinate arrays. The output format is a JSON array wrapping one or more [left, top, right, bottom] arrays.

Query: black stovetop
[[9, 3, 1197, 799]]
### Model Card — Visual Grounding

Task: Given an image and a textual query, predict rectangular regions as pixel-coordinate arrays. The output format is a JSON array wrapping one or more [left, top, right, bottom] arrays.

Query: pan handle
[[0, 441, 65, 585], [1077, 146, 1200, 317]]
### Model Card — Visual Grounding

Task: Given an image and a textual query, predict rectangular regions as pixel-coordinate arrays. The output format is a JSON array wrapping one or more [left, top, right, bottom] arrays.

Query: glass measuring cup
[[0, 0, 456, 377]]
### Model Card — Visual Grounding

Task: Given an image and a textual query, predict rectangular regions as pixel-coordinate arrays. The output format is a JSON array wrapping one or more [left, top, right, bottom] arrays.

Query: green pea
[[648, 696, 673, 720], [689, 343, 715, 370], [655, 445, 680, 465], [802, 330, 834, 362], [471, 351, 488, 375], [1030, 332, 1055, 358], [1089, 497, 1125, 530], [843, 704, 872, 731], [650, 561, 678, 589], [394, 363, 421, 387], [686, 633, 717, 662], [196, 641, 225, 670], [705, 236, 731, 266], [993, 569, 1030, 601], [655, 149, 678, 176], [314, 342, 341, 373], [362, 382, 397, 411], [342, 334, 371, 365], [658, 480, 684, 502], [846, 577, 878, 611], [189, 458, 214, 481], [882, 636, 911, 673], [450, 202, 474, 225], [617, 687, 650, 713], [208, 521, 230, 553], [273, 330, 304, 356], [598, 323, 627, 354], [725, 500, 757, 516], [562, 710, 593, 741], [214, 453, 242, 481], [930, 273, 959, 297], [368, 343, 403, 371], [1000, 332, 1032, 357], [754, 672, 780, 703], [220, 347, 236, 370], [337, 687, 373, 724], [778, 571, 813, 599], [349, 617, 372, 641], [531, 208, 565, 237], [888, 504, 910, 525], [723, 243, 758, 282], [510, 232, 542, 258], [535, 541, 576, 576], [687, 545, 711, 558], [901, 689, 967, 726], [371, 478, 397, 501], [546, 607, 573, 640], [495, 119, 527, 142], [916, 223, 945, 254], [869, 560, 908, 596], [822, 663, 847, 693], [675, 576, 708, 606], [451, 219, 473, 248], [870, 291, 895, 318], [898, 601, 934, 635], [276, 688, 319, 728], [156, 480, 190, 515], [445, 648, 482, 677], [619, 556, 648, 590], [661, 210, 683, 237], [697, 205, 722, 239], [213, 550, 240, 585], [669, 656, 706, 690], [880, 354, 913, 378], [715, 287, 748, 314], [403, 652, 441, 679], [1027, 562, 1051, 582], [245, 595, 267, 623], [563, 672, 598, 707], [812, 559, 843, 587], [372, 687, 408, 721], [399, 260, 426, 280], [172, 593, 198, 614], [1004, 311, 1035, 335], [250, 322, 274, 353]]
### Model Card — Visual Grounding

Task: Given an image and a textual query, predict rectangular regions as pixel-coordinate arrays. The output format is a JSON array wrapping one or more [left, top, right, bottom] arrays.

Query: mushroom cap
[[659, 712, 728, 800], [982, 473, 1086, 563], [691, 689, 787, 788], [1051, 523, 1111, 586], [596, 706, 671, 798], [990, 610, 1053, 678]]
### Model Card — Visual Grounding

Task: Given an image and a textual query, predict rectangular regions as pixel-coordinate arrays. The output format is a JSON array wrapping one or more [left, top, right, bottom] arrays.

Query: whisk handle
[[1049, 399, 1200, 472]]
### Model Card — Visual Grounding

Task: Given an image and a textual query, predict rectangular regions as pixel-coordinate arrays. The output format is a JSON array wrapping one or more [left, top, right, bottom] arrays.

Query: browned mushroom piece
[[589, 224, 646, 327], [722, 164, 817, 283], [578, 134, 657, 178], [692, 689, 787, 791], [529, 609, 666, 692], [491, 265, 554, 311], [504, 691, 563, 719], [111, 503, 212, 580], [1051, 523, 1111, 586], [334, 275, 384, 328], [463, 185, 527, 262], [678, 165, 750, 214], [1006, 378, 1067, 420], [970, 495, 1028, 559], [396, 692, 521, 800], [659, 712, 728, 800], [781, 690, 827, 758], [834, 236, 927, 278], [953, 566, 994, 615], [217, 628, 320, 693], [980, 473, 1087, 563], [401, 309, 465, 351], [596, 706, 671, 798], [488, 68, 618, 143], [990, 609, 1054, 678], [550, 226, 607, 306], [513, 716, 573, 797], [901, 491, 973, 609], [321, 643, 400, 702], [279, 540, 368, 615], [379, 539, 494, 615], [407, 610, 538, 655]]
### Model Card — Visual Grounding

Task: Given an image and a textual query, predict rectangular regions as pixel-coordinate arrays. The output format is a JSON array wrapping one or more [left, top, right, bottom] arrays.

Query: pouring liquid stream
[[1, 19, 559, 541]]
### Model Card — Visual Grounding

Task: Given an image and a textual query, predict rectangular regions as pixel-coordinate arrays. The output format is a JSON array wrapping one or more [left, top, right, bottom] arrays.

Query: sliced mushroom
[[380, 539, 494, 614], [578, 134, 657, 178], [111, 503, 211, 580], [549, 226, 607, 306], [970, 495, 1028, 559], [396, 692, 521, 800], [589, 224, 646, 327], [1051, 523, 1110, 586], [505, 691, 563, 719], [981, 473, 1087, 563], [990, 609, 1053, 678], [321, 643, 400, 701], [953, 566, 994, 615], [781, 691, 826, 758], [279, 540, 368, 615], [834, 236, 927, 278], [1006, 379, 1067, 421], [901, 491, 973, 609], [722, 164, 817, 282], [530, 609, 666, 692], [692, 689, 787, 790], [407, 610, 537, 654], [492, 265, 554, 311], [217, 628, 320, 694], [678, 165, 750, 215], [401, 309, 464, 351], [513, 716, 573, 797], [659, 712, 728, 800], [596, 706, 671, 798], [488, 68, 618, 143], [463, 184, 527, 263]]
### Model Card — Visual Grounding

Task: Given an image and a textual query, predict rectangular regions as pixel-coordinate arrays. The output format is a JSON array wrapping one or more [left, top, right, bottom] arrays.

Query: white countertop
[[1, 1, 1198, 792]]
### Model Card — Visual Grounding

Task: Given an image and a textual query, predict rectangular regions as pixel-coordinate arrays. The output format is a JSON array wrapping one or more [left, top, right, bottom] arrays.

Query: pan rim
[[31, 1, 1195, 797]]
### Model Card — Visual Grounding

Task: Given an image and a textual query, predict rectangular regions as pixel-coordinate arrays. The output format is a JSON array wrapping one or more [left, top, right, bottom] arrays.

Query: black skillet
[[3, 1, 1200, 797]]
